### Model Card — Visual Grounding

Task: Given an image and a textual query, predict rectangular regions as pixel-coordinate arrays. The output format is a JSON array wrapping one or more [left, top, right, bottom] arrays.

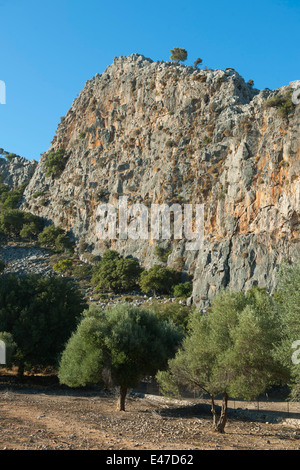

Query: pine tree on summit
[[170, 47, 187, 63]]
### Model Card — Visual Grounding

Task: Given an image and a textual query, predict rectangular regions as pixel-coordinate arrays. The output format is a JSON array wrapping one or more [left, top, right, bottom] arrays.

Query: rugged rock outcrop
[[21, 53, 300, 307], [0, 155, 37, 189]]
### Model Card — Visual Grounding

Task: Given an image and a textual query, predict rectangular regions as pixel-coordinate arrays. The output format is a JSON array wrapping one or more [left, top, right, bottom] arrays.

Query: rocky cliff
[[0, 155, 37, 189], [21, 53, 300, 307]]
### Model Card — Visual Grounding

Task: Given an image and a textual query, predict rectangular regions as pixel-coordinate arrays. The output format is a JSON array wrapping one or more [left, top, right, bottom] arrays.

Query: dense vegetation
[[0, 177, 43, 239], [0, 274, 87, 376], [0, 177, 73, 251]]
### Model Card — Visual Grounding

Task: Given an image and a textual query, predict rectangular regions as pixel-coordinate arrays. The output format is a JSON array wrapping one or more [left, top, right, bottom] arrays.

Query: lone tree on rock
[[58, 303, 183, 411], [194, 58, 203, 69], [170, 47, 187, 63]]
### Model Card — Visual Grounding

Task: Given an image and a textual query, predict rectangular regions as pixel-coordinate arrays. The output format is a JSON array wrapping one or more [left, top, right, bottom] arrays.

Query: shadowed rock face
[[20, 54, 300, 308]]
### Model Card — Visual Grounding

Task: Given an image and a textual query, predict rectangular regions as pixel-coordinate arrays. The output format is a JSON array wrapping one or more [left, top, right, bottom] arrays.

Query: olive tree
[[275, 261, 300, 400], [157, 288, 288, 433], [0, 274, 87, 376], [58, 303, 183, 411]]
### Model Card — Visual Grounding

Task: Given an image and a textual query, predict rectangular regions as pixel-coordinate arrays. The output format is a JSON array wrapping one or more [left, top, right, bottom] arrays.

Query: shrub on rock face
[[1, 183, 27, 209], [44, 149, 67, 178], [154, 245, 172, 263], [265, 90, 295, 117], [194, 58, 202, 69]]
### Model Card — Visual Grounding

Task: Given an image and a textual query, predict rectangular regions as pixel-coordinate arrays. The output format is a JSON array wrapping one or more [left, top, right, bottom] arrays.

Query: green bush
[[139, 264, 181, 296], [38, 224, 73, 252], [154, 245, 172, 263], [172, 282, 193, 299], [53, 259, 73, 273], [92, 250, 142, 292], [0, 274, 87, 375], [45, 149, 67, 178], [0, 209, 44, 238], [0, 182, 10, 199], [73, 264, 92, 280], [20, 222, 40, 239], [0, 183, 27, 209], [265, 90, 295, 117], [151, 301, 191, 332]]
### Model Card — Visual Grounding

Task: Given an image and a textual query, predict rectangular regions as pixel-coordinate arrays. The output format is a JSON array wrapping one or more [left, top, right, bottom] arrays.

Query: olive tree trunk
[[116, 385, 127, 411], [210, 393, 228, 433]]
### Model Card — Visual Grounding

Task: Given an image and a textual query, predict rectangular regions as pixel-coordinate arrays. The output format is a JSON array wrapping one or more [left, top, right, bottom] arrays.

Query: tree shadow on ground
[[158, 402, 300, 423]]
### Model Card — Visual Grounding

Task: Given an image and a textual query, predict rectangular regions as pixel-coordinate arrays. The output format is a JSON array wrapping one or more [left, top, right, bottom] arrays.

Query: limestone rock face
[[21, 54, 300, 307], [0, 155, 37, 189]]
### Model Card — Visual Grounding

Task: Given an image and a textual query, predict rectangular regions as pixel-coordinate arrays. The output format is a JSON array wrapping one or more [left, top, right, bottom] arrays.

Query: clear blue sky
[[0, 0, 299, 161]]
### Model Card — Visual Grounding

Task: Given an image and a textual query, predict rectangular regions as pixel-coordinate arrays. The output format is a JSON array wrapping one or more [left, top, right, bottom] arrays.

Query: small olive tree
[[157, 288, 288, 433], [58, 303, 183, 411]]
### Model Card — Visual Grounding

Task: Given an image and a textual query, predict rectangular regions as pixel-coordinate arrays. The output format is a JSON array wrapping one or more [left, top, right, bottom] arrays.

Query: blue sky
[[0, 0, 299, 161]]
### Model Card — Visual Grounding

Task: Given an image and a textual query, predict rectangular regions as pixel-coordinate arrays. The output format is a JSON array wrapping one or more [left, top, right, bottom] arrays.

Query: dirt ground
[[1, 378, 300, 452]]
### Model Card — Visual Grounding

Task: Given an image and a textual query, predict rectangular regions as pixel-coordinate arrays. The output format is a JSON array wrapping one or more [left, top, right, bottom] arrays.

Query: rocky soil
[[0, 243, 53, 277], [0, 376, 300, 451]]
